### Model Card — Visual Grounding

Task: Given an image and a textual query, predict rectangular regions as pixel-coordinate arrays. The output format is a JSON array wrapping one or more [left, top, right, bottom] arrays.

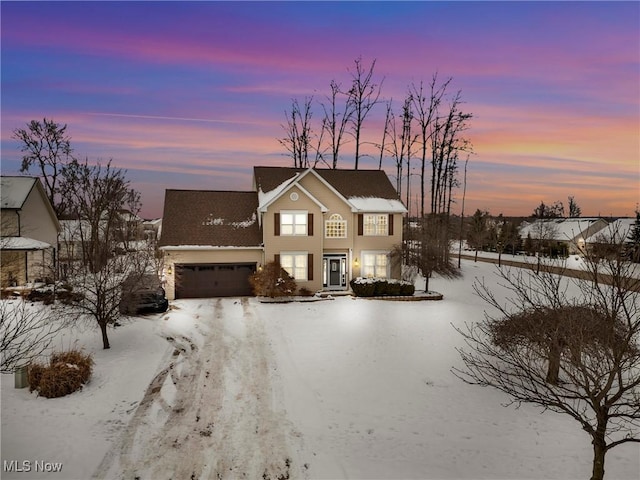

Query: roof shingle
[[159, 190, 262, 248]]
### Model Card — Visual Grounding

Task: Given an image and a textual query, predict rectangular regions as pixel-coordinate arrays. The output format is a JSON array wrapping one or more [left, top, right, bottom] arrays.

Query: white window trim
[[280, 251, 308, 281], [363, 214, 388, 236], [361, 250, 390, 278], [280, 210, 308, 236], [325, 213, 347, 238]]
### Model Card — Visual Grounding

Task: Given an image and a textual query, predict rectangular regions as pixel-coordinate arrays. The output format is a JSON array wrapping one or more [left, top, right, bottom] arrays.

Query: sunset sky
[[1, 1, 638, 219]]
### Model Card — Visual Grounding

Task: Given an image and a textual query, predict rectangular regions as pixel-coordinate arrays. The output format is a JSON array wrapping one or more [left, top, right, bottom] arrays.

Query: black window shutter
[[307, 253, 313, 281], [388, 214, 394, 236], [274, 213, 280, 236], [308, 213, 314, 236], [274, 254, 280, 266], [358, 214, 363, 235]]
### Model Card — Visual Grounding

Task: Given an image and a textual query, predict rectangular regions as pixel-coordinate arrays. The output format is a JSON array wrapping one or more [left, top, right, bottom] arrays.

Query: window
[[279, 253, 308, 281], [363, 214, 388, 236], [325, 213, 347, 238], [362, 251, 388, 278], [281, 211, 307, 236]]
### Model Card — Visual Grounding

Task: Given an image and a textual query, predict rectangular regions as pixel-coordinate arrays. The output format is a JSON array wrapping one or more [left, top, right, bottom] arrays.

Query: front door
[[323, 255, 347, 290], [329, 258, 341, 286]]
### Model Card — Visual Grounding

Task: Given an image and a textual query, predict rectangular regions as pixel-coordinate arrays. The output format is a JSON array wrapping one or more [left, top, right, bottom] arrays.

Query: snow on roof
[[1, 176, 37, 209], [159, 245, 264, 251], [520, 218, 604, 241], [257, 172, 301, 210], [348, 196, 408, 213], [0, 236, 52, 250], [585, 218, 636, 243]]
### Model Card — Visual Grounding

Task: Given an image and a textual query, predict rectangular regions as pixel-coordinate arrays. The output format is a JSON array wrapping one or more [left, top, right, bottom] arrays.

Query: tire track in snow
[[95, 298, 304, 480]]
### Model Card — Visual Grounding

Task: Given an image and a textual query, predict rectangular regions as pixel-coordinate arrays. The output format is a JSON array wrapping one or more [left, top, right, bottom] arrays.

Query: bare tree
[[348, 57, 383, 169], [60, 159, 144, 349], [0, 300, 66, 373], [12, 118, 75, 217], [321, 80, 353, 169], [453, 235, 640, 480], [279, 97, 314, 168], [377, 100, 393, 170], [410, 74, 450, 218]]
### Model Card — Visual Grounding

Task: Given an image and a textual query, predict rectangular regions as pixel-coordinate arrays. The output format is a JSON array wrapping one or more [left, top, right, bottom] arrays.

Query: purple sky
[[1, 1, 638, 219]]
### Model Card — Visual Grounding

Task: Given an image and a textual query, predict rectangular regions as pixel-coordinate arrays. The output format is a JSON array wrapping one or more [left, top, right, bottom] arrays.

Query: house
[[159, 166, 407, 299], [519, 217, 609, 255], [1, 176, 60, 287], [583, 217, 637, 256]]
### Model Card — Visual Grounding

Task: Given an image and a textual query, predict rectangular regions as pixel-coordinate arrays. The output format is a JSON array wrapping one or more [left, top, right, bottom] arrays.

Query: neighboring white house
[[519, 217, 609, 255], [1, 176, 60, 287]]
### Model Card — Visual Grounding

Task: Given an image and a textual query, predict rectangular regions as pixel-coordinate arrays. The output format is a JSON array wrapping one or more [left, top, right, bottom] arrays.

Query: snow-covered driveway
[[95, 298, 302, 480]]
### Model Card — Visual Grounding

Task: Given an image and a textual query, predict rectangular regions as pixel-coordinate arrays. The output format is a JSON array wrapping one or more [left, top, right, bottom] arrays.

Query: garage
[[175, 263, 257, 298]]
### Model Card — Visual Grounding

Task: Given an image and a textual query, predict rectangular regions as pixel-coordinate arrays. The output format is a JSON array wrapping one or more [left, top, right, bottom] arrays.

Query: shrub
[[350, 277, 415, 297], [298, 287, 315, 297], [28, 349, 94, 398], [400, 283, 416, 296], [250, 261, 297, 298]]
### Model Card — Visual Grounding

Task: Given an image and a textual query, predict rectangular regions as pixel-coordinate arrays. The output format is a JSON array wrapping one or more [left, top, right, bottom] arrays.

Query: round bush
[[28, 349, 94, 398]]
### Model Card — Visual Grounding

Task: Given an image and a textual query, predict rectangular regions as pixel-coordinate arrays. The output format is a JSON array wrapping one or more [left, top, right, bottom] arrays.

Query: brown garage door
[[175, 263, 256, 298]]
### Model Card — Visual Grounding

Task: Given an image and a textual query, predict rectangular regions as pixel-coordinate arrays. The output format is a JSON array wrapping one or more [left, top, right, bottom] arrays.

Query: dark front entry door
[[329, 258, 341, 286]]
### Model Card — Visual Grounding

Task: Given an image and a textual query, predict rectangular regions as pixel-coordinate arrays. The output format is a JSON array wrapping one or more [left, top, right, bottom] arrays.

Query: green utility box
[[14, 365, 28, 389]]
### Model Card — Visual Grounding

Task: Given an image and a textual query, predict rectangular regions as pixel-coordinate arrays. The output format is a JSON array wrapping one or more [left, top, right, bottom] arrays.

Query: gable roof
[[1, 176, 38, 209], [159, 190, 262, 248], [519, 217, 607, 241], [1, 176, 60, 231], [253, 166, 406, 213]]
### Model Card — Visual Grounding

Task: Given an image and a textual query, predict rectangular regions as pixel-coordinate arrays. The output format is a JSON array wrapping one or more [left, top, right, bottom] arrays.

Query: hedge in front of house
[[350, 278, 415, 297]]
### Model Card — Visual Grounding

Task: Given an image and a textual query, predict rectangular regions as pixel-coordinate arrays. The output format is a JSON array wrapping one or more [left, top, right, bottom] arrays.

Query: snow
[[257, 173, 300, 211], [202, 213, 257, 228], [519, 217, 604, 241], [2, 260, 639, 479], [159, 245, 263, 250], [348, 196, 407, 213], [1, 177, 36, 209], [0, 237, 52, 250]]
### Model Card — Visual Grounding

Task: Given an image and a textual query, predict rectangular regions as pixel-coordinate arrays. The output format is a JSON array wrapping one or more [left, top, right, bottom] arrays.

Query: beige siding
[[162, 248, 263, 300], [21, 188, 59, 246], [262, 185, 324, 292], [352, 213, 403, 279], [262, 175, 404, 289]]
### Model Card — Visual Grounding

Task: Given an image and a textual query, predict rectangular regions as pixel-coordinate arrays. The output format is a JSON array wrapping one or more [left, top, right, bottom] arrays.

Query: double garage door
[[175, 263, 256, 298]]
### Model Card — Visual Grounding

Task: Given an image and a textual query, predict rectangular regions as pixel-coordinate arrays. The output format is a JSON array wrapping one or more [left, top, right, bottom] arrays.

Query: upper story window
[[363, 214, 388, 236], [325, 213, 347, 238], [281, 211, 307, 236]]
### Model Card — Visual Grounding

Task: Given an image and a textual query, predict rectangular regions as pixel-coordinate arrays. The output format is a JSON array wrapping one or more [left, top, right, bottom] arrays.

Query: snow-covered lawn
[[2, 260, 638, 479]]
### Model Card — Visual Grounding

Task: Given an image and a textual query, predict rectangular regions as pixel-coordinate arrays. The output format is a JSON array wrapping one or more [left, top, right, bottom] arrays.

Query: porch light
[[354, 257, 359, 267]]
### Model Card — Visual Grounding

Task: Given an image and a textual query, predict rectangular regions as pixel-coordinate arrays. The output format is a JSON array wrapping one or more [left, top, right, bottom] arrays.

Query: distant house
[[159, 166, 407, 299], [519, 217, 609, 255], [583, 217, 637, 255], [1, 176, 60, 287]]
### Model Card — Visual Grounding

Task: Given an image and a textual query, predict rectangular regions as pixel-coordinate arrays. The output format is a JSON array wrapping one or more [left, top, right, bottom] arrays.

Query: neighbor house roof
[[159, 190, 262, 248], [519, 218, 607, 241], [584, 218, 636, 243], [1, 176, 60, 231], [1, 176, 39, 209], [253, 166, 406, 213]]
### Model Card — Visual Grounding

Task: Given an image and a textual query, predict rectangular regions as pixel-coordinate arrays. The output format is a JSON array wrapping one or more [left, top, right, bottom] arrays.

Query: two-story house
[[159, 166, 407, 299], [1, 176, 60, 287]]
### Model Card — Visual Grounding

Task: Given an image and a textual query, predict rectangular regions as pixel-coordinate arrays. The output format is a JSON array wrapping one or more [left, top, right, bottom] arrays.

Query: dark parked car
[[119, 273, 169, 315]]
